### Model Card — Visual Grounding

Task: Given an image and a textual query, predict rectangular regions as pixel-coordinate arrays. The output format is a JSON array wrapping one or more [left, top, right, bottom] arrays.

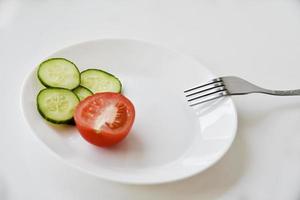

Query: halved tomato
[[74, 92, 135, 147]]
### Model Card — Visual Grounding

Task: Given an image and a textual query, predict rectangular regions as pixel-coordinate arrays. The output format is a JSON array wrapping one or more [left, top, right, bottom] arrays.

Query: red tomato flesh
[[74, 92, 135, 147]]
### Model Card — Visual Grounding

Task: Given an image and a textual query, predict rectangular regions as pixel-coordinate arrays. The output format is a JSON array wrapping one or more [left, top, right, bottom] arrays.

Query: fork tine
[[187, 87, 226, 102], [185, 82, 224, 97], [184, 78, 222, 93], [189, 91, 228, 106], [190, 91, 228, 107]]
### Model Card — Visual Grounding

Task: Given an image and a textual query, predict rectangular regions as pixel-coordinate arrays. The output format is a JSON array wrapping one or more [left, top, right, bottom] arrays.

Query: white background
[[1, 0, 300, 199]]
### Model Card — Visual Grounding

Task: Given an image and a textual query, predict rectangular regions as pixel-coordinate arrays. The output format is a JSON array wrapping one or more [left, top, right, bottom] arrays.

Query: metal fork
[[184, 76, 300, 106]]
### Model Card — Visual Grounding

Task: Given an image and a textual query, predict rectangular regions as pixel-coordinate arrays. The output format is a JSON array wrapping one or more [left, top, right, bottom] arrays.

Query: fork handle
[[261, 89, 300, 96]]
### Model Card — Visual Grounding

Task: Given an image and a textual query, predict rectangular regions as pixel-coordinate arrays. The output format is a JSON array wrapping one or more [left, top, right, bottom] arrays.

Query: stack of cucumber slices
[[36, 58, 122, 124]]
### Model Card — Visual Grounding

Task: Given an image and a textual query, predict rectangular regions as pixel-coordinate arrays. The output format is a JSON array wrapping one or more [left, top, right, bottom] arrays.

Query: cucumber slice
[[73, 86, 93, 101], [80, 69, 122, 93], [38, 58, 80, 90], [37, 88, 79, 124]]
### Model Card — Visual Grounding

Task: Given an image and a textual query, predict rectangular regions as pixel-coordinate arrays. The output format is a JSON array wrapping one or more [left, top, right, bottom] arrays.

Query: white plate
[[21, 39, 237, 184]]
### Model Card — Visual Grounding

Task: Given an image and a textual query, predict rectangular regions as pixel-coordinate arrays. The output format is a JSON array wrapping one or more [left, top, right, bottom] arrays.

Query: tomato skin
[[74, 92, 135, 147]]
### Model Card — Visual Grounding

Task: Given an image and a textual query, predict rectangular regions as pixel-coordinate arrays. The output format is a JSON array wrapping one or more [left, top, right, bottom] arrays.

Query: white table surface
[[1, 0, 300, 199]]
